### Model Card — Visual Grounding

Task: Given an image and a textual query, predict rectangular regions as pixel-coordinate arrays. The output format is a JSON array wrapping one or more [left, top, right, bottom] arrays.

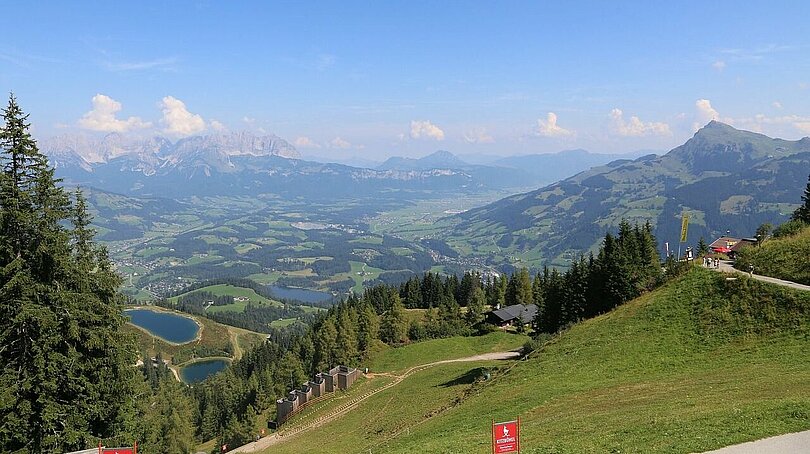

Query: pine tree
[[380, 292, 407, 344], [791, 173, 810, 223], [505, 267, 532, 307], [356, 301, 379, 354], [697, 237, 709, 256], [334, 308, 358, 365], [464, 285, 486, 326], [0, 95, 140, 452]]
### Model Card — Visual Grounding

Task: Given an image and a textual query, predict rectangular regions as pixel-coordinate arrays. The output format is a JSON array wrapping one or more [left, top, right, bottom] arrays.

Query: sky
[[2, 1, 810, 160]]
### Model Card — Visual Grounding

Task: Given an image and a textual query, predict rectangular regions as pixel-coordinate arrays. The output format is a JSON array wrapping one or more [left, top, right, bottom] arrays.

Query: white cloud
[[536, 112, 573, 137], [693, 99, 721, 131], [160, 96, 206, 137], [712, 60, 726, 71], [104, 57, 177, 72], [772, 101, 783, 109], [210, 120, 226, 132], [609, 108, 671, 137], [78, 94, 151, 132], [409, 120, 445, 140], [242, 116, 256, 125], [740, 114, 810, 134], [329, 137, 352, 149], [294, 136, 321, 148], [463, 128, 495, 144]]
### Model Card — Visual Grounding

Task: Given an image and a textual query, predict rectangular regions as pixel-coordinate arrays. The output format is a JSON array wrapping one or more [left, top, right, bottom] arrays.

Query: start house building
[[276, 365, 360, 425]]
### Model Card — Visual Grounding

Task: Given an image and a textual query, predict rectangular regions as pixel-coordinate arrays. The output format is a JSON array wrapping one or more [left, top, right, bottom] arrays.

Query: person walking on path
[[748, 264, 754, 277]]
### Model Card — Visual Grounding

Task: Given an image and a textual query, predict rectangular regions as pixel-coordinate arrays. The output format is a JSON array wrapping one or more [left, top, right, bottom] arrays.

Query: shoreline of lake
[[124, 306, 203, 345]]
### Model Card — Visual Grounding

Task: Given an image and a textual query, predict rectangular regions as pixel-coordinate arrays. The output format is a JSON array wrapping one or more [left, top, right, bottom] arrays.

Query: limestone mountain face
[[40, 131, 300, 174]]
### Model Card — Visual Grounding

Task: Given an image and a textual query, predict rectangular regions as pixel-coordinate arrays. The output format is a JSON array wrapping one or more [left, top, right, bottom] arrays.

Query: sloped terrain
[[439, 122, 810, 268], [263, 268, 810, 453]]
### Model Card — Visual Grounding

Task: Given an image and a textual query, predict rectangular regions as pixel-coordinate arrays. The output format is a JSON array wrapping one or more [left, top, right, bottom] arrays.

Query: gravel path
[[711, 260, 810, 291], [699, 430, 810, 453], [226, 350, 521, 453]]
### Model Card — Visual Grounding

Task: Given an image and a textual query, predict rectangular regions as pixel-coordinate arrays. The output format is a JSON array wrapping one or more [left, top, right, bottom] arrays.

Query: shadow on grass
[[437, 367, 488, 388]]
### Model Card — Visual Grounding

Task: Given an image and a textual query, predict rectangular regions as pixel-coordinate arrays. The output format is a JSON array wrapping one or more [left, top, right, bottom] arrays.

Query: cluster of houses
[[275, 365, 360, 425]]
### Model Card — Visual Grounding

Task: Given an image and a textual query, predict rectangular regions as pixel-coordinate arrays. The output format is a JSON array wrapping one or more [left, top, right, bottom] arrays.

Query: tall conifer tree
[[0, 95, 139, 452]]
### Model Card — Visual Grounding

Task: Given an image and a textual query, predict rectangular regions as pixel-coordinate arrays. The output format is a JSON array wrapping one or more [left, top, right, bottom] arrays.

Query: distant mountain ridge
[[492, 148, 654, 183], [41, 131, 299, 174], [437, 121, 810, 269], [378, 150, 469, 171]]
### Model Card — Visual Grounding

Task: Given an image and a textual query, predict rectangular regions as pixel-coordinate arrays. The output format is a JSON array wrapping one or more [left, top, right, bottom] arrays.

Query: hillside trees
[[792, 172, 810, 223], [0, 95, 140, 451], [532, 220, 663, 333]]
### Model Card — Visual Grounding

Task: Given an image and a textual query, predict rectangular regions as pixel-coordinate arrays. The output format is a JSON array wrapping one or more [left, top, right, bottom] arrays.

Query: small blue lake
[[125, 309, 199, 344], [267, 285, 332, 304], [181, 359, 230, 383]]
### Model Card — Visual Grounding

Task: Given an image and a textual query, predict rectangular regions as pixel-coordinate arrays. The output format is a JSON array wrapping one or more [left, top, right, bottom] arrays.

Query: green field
[[264, 268, 810, 453], [168, 284, 282, 312]]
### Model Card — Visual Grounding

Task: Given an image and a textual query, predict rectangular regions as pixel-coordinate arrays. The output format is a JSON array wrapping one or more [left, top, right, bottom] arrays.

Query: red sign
[[492, 419, 520, 453], [101, 449, 134, 454]]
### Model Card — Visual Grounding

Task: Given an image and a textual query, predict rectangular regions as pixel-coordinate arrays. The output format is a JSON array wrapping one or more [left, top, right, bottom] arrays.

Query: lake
[[267, 285, 332, 304], [125, 309, 200, 344], [180, 359, 230, 383]]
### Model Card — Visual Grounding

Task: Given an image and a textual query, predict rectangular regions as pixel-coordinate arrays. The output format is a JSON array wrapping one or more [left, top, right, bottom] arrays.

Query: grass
[[735, 225, 810, 285], [167, 284, 282, 312], [262, 268, 810, 453], [270, 318, 299, 328], [366, 331, 528, 373]]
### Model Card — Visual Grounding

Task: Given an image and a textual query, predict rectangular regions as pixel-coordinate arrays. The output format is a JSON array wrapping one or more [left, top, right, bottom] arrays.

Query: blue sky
[[2, 1, 810, 159]]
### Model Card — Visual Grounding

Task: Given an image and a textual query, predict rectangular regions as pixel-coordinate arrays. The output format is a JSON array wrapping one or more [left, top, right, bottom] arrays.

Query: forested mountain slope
[[439, 121, 810, 268]]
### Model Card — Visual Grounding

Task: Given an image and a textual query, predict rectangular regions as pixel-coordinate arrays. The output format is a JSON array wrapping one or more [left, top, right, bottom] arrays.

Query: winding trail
[[226, 351, 520, 453]]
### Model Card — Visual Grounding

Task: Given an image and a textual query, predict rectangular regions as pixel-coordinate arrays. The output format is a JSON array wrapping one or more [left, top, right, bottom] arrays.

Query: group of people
[[703, 257, 720, 268]]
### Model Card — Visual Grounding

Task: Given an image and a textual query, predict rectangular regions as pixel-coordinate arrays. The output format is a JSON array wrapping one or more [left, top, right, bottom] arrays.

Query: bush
[[522, 333, 553, 356], [773, 219, 806, 238]]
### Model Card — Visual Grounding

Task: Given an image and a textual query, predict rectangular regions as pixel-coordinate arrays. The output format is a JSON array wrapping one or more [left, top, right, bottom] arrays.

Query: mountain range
[[42, 132, 614, 199], [436, 121, 810, 269]]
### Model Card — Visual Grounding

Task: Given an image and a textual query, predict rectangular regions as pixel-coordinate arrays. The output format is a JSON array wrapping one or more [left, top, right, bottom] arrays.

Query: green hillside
[[436, 122, 810, 268], [735, 224, 810, 285], [265, 268, 810, 453]]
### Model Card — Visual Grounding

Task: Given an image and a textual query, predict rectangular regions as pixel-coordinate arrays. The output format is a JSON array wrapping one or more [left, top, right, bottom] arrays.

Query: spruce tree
[[791, 173, 810, 223], [380, 293, 407, 344], [0, 95, 140, 452]]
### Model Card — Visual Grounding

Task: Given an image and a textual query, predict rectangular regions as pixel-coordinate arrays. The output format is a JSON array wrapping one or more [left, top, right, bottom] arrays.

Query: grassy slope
[[735, 225, 810, 285], [166, 284, 283, 312], [266, 268, 810, 453]]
